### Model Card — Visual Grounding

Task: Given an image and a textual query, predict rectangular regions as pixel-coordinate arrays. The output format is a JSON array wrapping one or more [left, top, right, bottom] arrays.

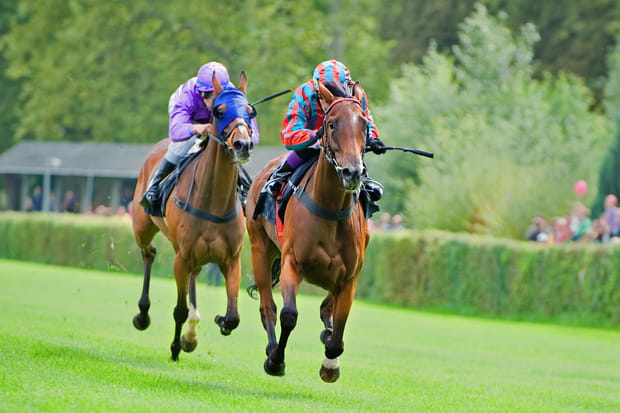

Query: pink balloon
[[574, 180, 587, 196]]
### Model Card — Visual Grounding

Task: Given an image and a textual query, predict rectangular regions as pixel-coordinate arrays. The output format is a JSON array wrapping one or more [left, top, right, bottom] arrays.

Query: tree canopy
[[369, 5, 612, 237], [0, 0, 392, 144], [2, 1, 620, 240]]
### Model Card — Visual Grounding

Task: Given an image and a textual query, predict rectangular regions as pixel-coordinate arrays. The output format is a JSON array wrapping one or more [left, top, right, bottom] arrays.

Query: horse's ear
[[239, 71, 247, 94], [318, 82, 335, 105], [212, 73, 222, 95], [351, 81, 364, 102]]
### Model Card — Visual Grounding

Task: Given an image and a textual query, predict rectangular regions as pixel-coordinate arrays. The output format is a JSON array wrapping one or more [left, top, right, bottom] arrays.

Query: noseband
[[207, 120, 251, 161]]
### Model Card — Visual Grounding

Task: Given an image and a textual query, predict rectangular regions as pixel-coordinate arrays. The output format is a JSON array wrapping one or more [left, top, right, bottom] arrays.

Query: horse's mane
[[323, 81, 352, 98]]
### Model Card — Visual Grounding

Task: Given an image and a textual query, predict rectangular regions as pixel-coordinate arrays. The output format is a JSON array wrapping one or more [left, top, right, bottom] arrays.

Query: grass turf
[[0, 259, 619, 412]]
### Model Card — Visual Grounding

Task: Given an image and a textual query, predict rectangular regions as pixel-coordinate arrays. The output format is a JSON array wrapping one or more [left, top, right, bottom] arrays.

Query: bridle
[[206, 119, 252, 161], [320, 97, 366, 173], [171, 89, 254, 222], [208, 88, 256, 162]]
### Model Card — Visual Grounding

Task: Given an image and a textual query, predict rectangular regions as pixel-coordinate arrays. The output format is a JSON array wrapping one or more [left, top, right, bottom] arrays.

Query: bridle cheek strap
[[321, 97, 364, 169]]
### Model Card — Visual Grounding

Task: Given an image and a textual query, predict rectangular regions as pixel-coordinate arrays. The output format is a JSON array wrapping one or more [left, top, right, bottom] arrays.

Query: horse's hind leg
[[214, 254, 241, 335], [249, 234, 280, 375], [132, 213, 159, 330], [181, 269, 201, 353], [319, 279, 357, 383], [133, 246, 156, 330], [265, 256, 300, 376], [170, 256, 191, 361]]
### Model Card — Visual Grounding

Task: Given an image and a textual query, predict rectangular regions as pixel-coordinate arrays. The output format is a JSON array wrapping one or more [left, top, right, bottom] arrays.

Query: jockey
[[140, 61, 260, 208], [263, 59, 386, 199]]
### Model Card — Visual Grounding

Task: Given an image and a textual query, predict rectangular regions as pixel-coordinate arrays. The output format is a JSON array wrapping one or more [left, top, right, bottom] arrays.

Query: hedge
[[1, 212, 618, 327]]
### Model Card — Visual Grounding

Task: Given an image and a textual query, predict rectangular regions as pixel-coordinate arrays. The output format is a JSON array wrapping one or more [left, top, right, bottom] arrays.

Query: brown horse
[[245, 81, 370, 382], [131, 72, 255, 361]]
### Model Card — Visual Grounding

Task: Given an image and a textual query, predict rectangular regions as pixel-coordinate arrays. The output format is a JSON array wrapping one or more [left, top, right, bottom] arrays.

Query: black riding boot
[[262, 160, 294, 197], [139, 159, 175, 208]]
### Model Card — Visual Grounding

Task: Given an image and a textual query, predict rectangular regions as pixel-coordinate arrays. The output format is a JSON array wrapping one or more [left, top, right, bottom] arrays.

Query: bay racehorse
[[131, 72, 255, 361], [245, 81, 370, 382]]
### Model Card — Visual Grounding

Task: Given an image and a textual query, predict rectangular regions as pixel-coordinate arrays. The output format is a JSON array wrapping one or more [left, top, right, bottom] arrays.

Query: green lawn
[[0, 259, 618, 412]]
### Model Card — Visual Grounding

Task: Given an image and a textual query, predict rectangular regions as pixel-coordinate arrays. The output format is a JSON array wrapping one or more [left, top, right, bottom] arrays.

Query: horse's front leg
[[132, 245, 156, 330], [214, 253, 241, 335], [265, 256, 299, 377], [170, 256, 190, 361], [319, 278, 357, 383], [181, 269, 201, 353]]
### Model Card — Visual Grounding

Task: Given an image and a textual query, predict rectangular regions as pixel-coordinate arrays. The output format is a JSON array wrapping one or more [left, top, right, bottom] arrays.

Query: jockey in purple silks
[[140, 61, 260, 208], [263, 59, 386, 200]]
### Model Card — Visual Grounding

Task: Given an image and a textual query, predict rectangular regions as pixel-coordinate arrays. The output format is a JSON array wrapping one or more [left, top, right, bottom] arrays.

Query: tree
[[1, 0, 392, 145], [592, 36, 620, 217], [371, 4, 612, 238], [0, 0, 21, 153], [376, 0, 620, 104]]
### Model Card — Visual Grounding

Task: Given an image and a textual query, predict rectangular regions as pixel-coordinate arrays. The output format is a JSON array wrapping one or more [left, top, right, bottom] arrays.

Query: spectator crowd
[[525, 194, 620, 244], [369, 212, 405, 232]]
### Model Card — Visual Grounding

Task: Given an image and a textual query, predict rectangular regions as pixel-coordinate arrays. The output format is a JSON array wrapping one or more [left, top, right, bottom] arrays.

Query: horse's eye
[[248, 104, 257, 119], [328, 121, 335, 130], [214, 106, 224, 119]]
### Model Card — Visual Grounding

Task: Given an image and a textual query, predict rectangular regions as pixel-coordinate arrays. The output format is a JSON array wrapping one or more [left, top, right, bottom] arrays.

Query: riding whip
[[251, 89, 292, 106], [382, 145, 434, 159]]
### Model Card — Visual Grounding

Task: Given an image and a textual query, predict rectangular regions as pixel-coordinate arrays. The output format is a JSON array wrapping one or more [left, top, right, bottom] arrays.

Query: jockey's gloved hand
[[315, 126, 324, 140], [366, 137, 387, 154]]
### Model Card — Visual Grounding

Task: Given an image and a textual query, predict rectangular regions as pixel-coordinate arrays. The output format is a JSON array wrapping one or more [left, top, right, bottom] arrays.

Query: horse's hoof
[[264, 358, 285, 376], [319, 366, 340, 383], [132, 313, 150, 330], [320, 328, 332, 345], [214, 315, 239, 336], [181, 335, 197, 353]]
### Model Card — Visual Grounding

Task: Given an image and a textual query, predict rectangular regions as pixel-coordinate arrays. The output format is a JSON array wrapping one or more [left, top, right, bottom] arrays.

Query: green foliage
[[0, 0, 392, 145], [362, 230, 620, 327], [370, 5, 612, 237], [377, 0, 620, 103], [488, 0, 620, 100], [0, 0, 20, 153], [0, 212, 178, 278], [593, 37, 620, 217], [2, 212, 619, 328]]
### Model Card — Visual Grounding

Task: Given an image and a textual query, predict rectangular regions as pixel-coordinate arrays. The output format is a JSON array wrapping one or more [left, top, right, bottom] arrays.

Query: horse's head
[[317, 81, 367, 191], [210, 72, 256, 163]]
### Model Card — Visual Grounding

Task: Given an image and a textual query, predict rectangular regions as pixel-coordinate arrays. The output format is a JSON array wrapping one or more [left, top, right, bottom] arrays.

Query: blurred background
[[2, 0, 620, 240]]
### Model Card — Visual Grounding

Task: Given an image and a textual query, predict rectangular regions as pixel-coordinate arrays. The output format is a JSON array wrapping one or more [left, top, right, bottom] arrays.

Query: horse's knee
[[280, 307, 298, 330], [142, 245, 157, 261], [173, 306, 189, 324]]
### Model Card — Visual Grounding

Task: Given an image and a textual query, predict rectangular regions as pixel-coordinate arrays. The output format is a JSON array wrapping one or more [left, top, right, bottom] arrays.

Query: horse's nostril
[[342, 168, 361, 180], [233, 141, 253, 153]]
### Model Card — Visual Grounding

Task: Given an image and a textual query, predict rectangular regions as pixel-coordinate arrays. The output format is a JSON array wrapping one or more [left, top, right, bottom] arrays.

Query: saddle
[[253, 156, 380, 228]]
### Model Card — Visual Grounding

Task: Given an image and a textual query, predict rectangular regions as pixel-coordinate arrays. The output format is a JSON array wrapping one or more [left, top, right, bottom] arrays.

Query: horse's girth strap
[[173, 195, 239, 223], [292, 186, 356, 221]]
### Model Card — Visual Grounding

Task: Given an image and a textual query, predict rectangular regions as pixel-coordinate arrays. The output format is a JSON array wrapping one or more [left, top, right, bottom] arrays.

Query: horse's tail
[[246, 257, 281, 299]]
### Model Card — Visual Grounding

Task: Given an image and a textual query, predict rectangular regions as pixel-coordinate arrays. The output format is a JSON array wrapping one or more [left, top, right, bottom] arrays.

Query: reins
[[291, 97, 363, 221], [172, 118, 250, 223]]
